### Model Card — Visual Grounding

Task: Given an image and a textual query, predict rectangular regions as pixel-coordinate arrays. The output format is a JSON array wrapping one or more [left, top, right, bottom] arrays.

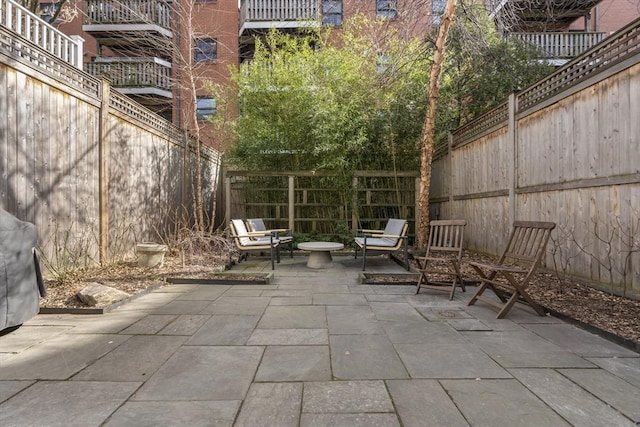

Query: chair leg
[[269, 246, 275, 270], [404, 241, 409, 271], [289, 241, 294, 258], [362, 247, 367, 271]]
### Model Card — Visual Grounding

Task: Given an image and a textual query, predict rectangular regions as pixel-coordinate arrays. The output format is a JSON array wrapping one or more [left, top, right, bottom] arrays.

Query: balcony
[[490, 0, 602, 31], [510, 31, 606, 64], [85, 57, 172, 99], [83, 0, 173, 55], [239, 0, 319, 35]]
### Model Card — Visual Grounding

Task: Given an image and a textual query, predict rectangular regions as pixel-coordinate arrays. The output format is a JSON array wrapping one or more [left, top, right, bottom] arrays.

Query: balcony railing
[[85, 57, 172, 96], [240, 0, 319, 34], [510, 31, 606, 59], [85, 0, 172, 30], [0, 0, 83, 68]]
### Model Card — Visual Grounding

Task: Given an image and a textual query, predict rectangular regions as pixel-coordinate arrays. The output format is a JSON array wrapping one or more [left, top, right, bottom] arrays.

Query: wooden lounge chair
[[416, 220, 467, 300], [467, 221, 556, 318], [355, 218, 409, 271], [247, 218, 294, 258], [229, 219, 280, 270]]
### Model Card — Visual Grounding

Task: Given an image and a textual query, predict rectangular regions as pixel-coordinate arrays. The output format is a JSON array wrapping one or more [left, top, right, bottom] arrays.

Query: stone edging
[[39, 281, 166, 315], [38, 273, 273, 315]]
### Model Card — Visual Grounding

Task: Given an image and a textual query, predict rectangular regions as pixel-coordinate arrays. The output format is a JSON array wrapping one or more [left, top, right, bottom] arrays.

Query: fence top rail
[[224, 170, 420, 178], [517, 17, 640, 111], [449, 16, 640, 144]]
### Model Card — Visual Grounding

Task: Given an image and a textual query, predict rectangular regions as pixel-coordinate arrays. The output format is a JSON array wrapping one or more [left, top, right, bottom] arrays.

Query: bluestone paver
[[387, 379, 469, 427], [523, 323, 639, 357], [105, 400, 240, 427], [326, 305, 383, 335], [202, 296, 270, 315], [0, 380, 34, 403], [302, 380, 395, 413], [300, 413, 401, 426], [441, 379, 571, 427], [379, 318, 467, 344], [158, 314, 211, 335], [0, 381, 140, 427], [330, 335, 409, 379], [133, 346, 263, 401], [395, 343, 511, 379], [71, 335, 187, 381], [119, 314, 177, 335], [0, 333, 130, 380], [246, 328, 328, 345], [254, 345, 331, 381], [462, 330, 595, 368], [186, 315, 260, 345], [510, 368, 637, 426], [559, 368, 640, 422], [257, 305, 326, 329], [587, 356, 640, 388], [234, 383, 302, 427]]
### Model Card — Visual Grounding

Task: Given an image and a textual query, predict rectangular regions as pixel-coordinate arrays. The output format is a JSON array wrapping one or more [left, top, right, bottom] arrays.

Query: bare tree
[[416, 0, 457, 249]]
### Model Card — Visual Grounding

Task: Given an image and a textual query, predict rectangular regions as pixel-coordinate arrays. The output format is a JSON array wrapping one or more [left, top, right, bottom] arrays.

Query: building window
[[194, 38, 217, 62], [39, 3, 60, 24], [376, 0, 397, 19], [196, 97, 217, 121], [323, 0, 343, 26], [432, 0, 446, 25]]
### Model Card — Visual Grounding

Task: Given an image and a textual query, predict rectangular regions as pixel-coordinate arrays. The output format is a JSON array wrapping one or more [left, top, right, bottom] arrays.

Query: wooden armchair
[[467, 221, 556, 318], [416, 220, 467, 300], [229, 219, 280, 270], [354, 219, 409, 271]]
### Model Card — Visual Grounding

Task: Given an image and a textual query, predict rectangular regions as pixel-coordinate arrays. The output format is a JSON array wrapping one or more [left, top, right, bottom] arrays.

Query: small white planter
[[136, 243, 168, 268]]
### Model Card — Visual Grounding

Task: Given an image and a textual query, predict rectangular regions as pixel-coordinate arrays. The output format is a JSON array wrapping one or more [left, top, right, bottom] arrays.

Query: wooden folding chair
[[467, 221, 556, 318], [416, 220, 467, 300]]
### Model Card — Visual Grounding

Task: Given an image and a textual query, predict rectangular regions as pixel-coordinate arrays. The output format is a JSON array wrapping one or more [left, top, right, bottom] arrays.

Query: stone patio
[[1, 254, 638, 426]]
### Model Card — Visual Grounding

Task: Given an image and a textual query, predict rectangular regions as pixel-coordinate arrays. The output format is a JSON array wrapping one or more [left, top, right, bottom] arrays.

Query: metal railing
[[510, 31, 606, 59], [85, 0, 172, 29], [85, 57, 172, 92], [240, 0, 318, 31], [0, 0, 83, 68]]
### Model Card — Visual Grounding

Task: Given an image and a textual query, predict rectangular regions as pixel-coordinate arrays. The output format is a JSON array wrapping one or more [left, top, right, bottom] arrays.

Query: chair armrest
[[357, 228, 383, 234], [247, 231, 276, 237], [374, 234, 406, 239]]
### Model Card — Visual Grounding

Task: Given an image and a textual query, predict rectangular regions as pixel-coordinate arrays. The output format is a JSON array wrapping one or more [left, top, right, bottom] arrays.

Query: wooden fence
[[431, 18, 640, 291], [0, 23, 221, 267], [223, 170, 419, 242]]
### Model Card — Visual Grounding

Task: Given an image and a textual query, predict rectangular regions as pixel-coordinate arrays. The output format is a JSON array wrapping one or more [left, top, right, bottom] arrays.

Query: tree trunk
[[417, 0, 457, 249]]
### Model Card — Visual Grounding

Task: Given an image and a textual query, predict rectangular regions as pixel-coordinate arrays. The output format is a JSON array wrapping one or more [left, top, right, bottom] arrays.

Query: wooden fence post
[[288, 175, 295, 232], [98, 80, 110, 264], [225, 175, 231, 226], [508, 93, 517, 224], [448, 132, 454, 207], [352, 175, 358, 233]]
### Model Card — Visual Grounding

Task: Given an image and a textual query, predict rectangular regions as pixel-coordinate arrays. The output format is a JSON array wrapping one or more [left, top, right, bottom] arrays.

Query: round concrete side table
[[297, 242, 344, 268]]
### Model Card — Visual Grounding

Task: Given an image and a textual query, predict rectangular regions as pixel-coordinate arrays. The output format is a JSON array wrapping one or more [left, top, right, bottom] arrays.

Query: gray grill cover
[[0, 209, 44, 331]]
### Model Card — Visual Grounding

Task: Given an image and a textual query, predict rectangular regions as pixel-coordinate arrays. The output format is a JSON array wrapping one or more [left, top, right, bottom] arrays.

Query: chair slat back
[[247, 218, 266, 233], [501, 221, 556, 269], [230, 219, 251, 246], [426, 220, 466, 255], [384, 219, 407, 238]]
